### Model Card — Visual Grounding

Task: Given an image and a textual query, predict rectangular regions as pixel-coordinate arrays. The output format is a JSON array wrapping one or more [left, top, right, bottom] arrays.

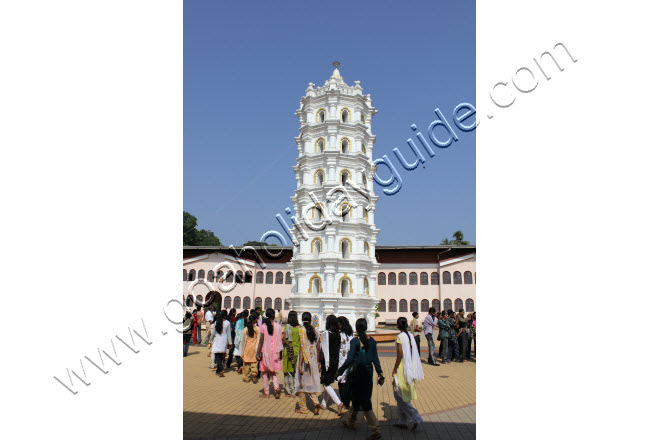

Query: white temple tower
[[288, 62, 380, 331]]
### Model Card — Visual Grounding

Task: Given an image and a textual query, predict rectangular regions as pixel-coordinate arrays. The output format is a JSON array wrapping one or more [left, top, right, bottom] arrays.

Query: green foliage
[[375, 303, 380, 318], [441, 230, 470, 245], [183, 211, 222, 246]]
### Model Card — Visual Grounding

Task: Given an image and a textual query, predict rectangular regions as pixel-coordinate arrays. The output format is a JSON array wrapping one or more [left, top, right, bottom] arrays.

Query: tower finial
[[332, 61, 340, 68]]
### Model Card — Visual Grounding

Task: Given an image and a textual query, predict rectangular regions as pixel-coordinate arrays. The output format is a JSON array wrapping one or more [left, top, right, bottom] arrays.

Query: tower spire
[[332, 61, 341, 78]]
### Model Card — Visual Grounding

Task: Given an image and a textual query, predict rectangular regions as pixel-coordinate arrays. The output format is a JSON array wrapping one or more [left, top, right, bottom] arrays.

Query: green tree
[[440, 230, 470, 245], [183, 211, 222, 246]]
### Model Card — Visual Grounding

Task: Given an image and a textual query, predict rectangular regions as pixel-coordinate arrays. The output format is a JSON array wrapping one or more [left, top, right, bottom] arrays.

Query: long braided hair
[[355, 318, 369, 350], [264, 308, 275, 336], [301, 311, 317, 344]]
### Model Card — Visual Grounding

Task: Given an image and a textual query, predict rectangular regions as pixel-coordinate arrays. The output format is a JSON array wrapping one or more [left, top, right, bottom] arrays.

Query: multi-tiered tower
[[288, 63, 380, 331]]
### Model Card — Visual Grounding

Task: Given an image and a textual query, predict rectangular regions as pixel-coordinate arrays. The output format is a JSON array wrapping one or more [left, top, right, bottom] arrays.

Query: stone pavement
[[184, 343, 475, 440]]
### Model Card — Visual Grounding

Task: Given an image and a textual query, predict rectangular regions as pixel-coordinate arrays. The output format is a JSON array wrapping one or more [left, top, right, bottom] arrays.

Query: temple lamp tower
[[288, 62, 380, 331]]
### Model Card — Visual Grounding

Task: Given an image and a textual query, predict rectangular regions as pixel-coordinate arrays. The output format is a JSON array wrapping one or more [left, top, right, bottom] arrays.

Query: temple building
[[183, 245, 476, 324]]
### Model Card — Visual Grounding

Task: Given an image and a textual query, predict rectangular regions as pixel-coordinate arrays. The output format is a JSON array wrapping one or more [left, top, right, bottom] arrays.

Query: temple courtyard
[[184, 341, 476, 440]]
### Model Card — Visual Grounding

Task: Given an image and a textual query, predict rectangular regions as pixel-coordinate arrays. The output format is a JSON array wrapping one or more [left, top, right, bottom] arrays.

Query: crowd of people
[[408, 308, 476, 366], [182, 306, 430, 439]]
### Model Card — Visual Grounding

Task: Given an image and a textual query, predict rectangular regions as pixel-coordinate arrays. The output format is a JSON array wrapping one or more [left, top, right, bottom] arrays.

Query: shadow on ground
[[183, 411, 475, 440]]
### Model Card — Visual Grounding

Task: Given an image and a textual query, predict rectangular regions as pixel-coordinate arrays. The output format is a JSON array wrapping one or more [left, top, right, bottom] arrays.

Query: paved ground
[[184, 342, 475, 440]]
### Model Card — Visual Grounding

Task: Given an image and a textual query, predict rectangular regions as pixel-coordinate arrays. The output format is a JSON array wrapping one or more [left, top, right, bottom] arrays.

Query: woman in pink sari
[[256, 308, 283, 398]]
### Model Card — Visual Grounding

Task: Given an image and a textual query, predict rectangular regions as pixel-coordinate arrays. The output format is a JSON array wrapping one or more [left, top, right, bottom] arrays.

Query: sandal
[[275, 389, 281, 399], [295, 409, 307, 414], [337, 403, 344, 416], [313, 403, 320, 415], [252, 375, 258, 384]]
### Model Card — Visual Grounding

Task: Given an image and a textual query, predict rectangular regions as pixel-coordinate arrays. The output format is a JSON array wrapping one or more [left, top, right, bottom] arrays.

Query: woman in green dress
[[281, 310, 301, 397]]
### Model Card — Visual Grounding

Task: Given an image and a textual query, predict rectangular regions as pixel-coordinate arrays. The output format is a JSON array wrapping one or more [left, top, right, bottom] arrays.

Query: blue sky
[[184, 0, 475, 246]]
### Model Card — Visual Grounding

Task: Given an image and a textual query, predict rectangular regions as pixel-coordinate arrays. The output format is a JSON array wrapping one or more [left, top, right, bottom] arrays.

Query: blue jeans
[[425, 333, 436, 364], [183, 334, 191, 355]]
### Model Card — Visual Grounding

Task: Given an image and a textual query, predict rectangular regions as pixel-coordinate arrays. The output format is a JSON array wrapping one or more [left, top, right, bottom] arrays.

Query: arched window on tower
[[388, 299, 397, 312], [340, 278, 350, 297], [453, 271, 462, 284], [378, 272, 386, 285], [341, 239, 350, 259], [409, 272, 418, 285], [388, 272, 396, 285], [341, 138, 349, 153], [312, 277, 321, 294], [443, 298, 452, 311], [256, 271, 264, 283], [265, 272, 273, 284], [316, 138, 325, 152], [442, 271, 451, 284], [464, 271, 473, 284], [340, 204, 349, 222], [361, 143, 367, 154], [314, 169, 325, 187], [364, 277, 369, 294], [420, 272, 428, 285], [285, 272, 292, 284], [341, 109, 349, 122], [340, 170, 349, 185], [379, 299, 386, 312], [421, 299, 429, 312], [398, 272, 407, 285], [410, 299, 419, 313], [454, 298, 463, 311], [362, 174, 367, 187], [363, 208, 369, 223], [364, 241, 369, 256], [318, 109, 325, 123], [361, 115, 365, 124], [188, 270, 195, 281], [198, 270, 205, 280], [275, 271, 283, 284], [313, 239, 321, 258], [399, 299, 408, 313], [466, 298, 474, 312]]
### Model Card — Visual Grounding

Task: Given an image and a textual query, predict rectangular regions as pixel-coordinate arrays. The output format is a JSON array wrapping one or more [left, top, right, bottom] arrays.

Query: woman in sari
[[336, 318, 384, 439], [319, 314, 344, 414], [281, 310, 301, 397], [256, 308, 283, 398], [294, 311, 322, 415], [391, 316, 424, 430]]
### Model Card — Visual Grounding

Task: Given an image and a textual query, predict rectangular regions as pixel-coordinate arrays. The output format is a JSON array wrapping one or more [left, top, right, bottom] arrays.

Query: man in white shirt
[[423, 307, 438, 365], [202, 307, 214, 345]]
